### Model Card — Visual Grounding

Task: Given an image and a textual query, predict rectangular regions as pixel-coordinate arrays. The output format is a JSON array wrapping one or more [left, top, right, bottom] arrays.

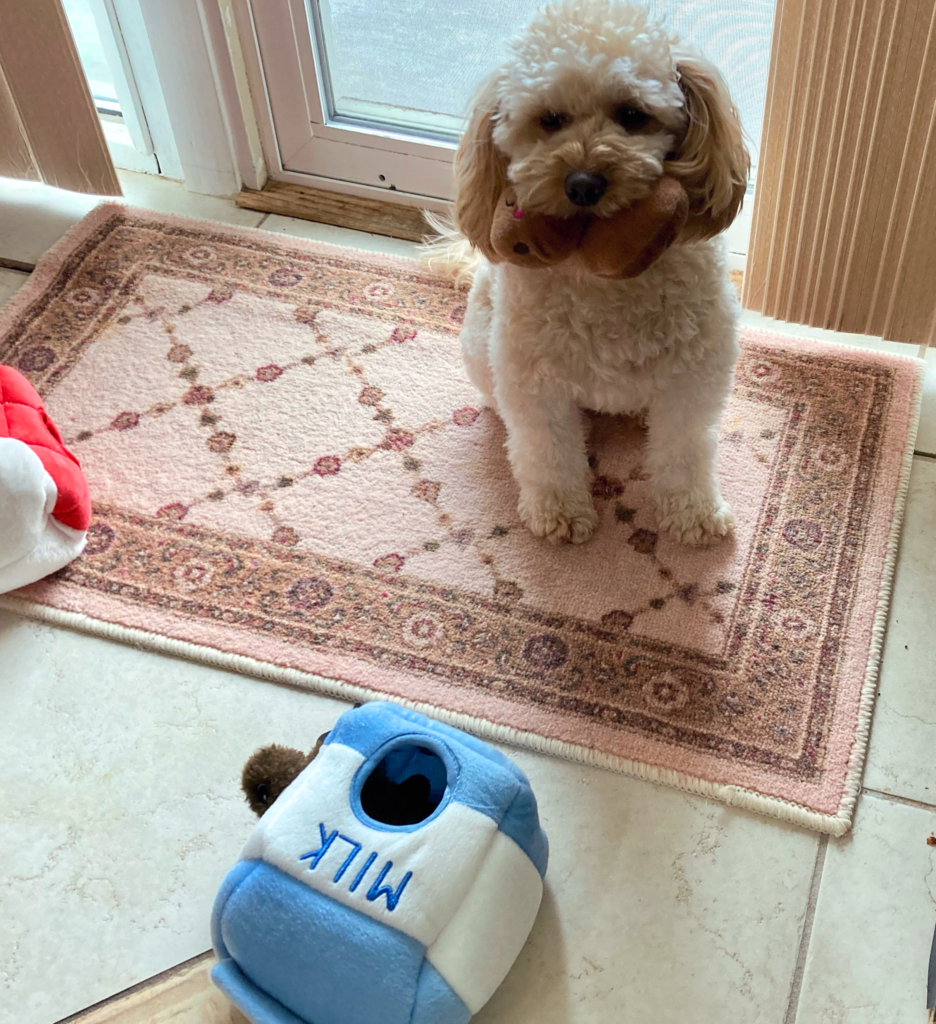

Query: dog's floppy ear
[[667, 55, 750, 243], [454, 73, 509, 262]]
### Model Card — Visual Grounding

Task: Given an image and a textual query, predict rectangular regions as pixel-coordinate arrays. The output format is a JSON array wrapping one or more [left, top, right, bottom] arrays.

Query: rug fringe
[[0, 591, 856, 835]]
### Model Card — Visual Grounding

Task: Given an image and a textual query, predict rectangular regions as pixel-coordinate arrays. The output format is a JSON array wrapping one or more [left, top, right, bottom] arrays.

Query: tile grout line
[[915, 451, 936, 461], [864, 787, 936, 814], [782, 834, 828, 1024], [256, 212, 271, 228]]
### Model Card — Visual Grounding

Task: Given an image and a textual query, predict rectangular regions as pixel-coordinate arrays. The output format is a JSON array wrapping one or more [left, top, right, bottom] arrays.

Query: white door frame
[[99, 0, 263, 195], [136, 0, 241, 194], [70, 0, 262, 191], [88, 0, 155, 159], [64, 0, 175, 176], [229, 0, 454, 212]]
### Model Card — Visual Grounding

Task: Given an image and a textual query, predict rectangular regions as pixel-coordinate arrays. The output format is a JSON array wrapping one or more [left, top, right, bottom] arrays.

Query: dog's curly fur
[[436, 0, 749, 546]]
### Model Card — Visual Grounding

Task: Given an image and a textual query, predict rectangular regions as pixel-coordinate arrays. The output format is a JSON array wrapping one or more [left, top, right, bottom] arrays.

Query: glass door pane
[[309, 0, 775, 172], [62, 0, 159, 173], [62, 0, 121, 116]]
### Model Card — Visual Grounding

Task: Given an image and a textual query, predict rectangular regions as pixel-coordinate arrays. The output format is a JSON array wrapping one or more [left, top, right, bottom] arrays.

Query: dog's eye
[[539, 111, 568, 132], [615, 106, 650, 131]]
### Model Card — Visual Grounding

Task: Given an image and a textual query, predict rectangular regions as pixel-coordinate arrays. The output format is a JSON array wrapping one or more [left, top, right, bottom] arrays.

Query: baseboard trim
[[236, 180, 431, 242]]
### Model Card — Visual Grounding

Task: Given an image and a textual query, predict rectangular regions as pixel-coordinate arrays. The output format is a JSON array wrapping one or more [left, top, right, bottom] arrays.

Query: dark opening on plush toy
[[359, 744, 448, 826]]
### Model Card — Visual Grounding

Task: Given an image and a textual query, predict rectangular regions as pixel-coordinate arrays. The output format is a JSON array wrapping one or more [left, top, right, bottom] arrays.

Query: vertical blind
[[744, 0, 936, 346]]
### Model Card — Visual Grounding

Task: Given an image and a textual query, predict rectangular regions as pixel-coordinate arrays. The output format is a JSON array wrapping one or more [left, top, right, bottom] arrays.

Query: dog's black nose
[[564, 170, 608, 207]]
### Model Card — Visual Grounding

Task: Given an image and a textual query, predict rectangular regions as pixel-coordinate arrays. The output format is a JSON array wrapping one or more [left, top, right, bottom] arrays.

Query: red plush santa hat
[[0, 365, 91, 593]]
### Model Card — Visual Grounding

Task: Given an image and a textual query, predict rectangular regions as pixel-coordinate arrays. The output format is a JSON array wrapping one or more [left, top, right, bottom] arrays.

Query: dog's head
[[455, 0, 749, 261]]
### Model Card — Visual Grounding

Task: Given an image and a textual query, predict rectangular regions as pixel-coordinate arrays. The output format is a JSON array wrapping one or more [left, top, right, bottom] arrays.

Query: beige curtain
[[743, 0, 936, 346], [0, 0, 121, 195]]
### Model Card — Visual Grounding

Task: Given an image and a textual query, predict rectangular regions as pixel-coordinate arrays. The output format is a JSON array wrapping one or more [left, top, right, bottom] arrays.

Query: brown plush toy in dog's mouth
[[490, 175, 689, 279]]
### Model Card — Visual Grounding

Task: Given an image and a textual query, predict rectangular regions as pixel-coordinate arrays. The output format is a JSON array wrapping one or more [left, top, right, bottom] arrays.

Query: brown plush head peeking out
[[240, 710, 444, 826], [489, 175, 689, 278], [241, 733, 329, 817]]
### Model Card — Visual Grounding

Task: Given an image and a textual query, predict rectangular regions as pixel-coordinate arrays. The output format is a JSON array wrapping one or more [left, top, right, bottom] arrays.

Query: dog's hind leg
[[460, 263, 498, 410]]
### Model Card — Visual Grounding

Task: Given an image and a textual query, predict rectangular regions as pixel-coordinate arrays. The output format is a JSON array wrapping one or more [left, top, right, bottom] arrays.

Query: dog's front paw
[[519, 489, 598, 545], [657, 496, 735, 547]]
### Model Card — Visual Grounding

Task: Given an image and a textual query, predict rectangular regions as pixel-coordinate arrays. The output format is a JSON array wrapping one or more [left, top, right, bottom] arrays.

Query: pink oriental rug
[[0, 205, 924, 835]]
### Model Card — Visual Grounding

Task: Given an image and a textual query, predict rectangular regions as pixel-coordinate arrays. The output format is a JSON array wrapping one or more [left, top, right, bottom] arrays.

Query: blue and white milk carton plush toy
[[211, 702, 549, 1024]]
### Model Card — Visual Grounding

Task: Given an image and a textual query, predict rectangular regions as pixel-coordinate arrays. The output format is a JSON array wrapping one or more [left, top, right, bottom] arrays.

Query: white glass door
[[249, 0, 775, 248]]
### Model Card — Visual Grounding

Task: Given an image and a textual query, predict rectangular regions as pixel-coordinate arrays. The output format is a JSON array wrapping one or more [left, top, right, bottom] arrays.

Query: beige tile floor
[[0, 171, 934, 1024]]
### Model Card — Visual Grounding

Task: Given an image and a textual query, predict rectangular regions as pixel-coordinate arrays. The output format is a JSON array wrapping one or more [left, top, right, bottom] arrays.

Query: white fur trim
[[246, 742, 498, 946], [0, 437, 86, 594], [427, 829, 543, 1013]]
